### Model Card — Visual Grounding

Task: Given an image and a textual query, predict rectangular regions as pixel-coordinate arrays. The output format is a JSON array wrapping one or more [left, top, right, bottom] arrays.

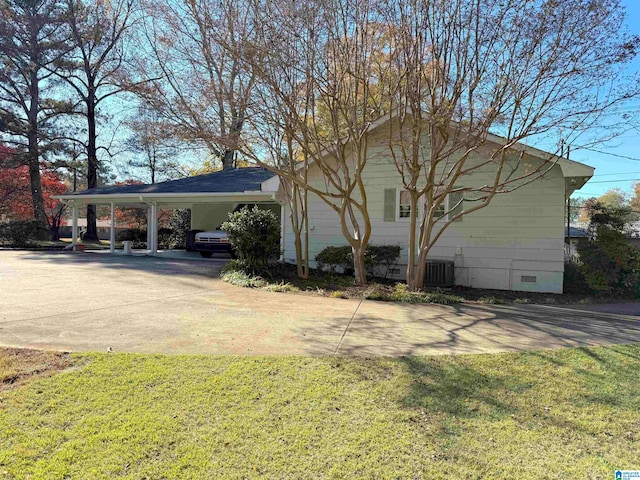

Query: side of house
[[279, 123, 592, 293]]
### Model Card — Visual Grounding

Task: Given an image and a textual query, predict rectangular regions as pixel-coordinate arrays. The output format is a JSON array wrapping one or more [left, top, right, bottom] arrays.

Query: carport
[[56, 167, 283, 255]]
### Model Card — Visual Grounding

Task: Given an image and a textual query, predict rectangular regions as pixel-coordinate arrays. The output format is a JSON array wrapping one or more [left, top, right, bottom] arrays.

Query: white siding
[[283, 127, 567, 293]]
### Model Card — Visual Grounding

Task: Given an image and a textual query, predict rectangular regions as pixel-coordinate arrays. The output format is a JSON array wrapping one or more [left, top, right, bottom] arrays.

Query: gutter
[[55, 191, 277, 202]]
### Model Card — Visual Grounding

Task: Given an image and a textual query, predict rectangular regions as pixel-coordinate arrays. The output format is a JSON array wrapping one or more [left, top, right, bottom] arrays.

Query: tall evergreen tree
[[0, 0, 71, 226]]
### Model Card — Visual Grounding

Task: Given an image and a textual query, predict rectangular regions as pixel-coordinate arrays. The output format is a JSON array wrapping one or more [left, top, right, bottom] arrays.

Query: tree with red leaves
[[0, 161, 68, 239]]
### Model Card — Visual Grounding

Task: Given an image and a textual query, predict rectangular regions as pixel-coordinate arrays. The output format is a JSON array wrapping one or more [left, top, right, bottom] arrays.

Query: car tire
[[199, 251, 213, 258]]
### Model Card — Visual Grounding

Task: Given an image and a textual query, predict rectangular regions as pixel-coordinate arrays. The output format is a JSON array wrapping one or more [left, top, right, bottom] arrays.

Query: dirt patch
[[0, 347, 75, 392]]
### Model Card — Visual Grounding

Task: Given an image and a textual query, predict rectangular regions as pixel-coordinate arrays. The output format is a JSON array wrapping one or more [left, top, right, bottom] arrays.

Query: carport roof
[[63, 167, 276, 196]]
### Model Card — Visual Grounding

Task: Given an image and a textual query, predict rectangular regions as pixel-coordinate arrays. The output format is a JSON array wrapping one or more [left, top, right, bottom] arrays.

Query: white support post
[[150, 202, 158, 255], [109, 202, 115, 254], [146, 207, 152, 249], [72, 203, 78, 250]]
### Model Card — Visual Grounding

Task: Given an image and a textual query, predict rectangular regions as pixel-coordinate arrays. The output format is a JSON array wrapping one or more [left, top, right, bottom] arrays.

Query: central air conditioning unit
[[424, 260, 455, 287]]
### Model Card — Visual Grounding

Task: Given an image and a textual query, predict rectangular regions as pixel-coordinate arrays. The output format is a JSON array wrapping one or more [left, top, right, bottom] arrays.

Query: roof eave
[[55, 191, 277, 203]]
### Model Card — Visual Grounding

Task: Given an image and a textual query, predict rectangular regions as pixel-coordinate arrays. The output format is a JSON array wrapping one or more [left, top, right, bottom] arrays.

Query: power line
[[581, 148, 640, 162], [592, 171, 640, 177], [586, 178, 640, 184]]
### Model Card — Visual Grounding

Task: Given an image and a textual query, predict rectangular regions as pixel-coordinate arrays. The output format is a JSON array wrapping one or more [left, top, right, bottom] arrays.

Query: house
[[57, 129, 593, 294], [58, 218, 131, 240], [272, 119, 593, 294], [565, 220, 640, 258]]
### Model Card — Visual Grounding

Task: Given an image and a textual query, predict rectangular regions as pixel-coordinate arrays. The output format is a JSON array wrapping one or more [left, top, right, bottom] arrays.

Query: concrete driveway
[[1, 250, 640, 356]]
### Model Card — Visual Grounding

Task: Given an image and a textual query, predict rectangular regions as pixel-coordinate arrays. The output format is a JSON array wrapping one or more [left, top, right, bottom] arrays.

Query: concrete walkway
[[1, 250, 639, 356]]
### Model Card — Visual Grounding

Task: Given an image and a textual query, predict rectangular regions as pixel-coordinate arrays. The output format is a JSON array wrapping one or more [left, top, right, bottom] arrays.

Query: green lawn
[[1, 345, 639, 479]]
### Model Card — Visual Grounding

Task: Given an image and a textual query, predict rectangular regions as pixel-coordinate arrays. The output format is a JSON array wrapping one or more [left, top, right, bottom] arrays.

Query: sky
[[570, 0, 640, 200]]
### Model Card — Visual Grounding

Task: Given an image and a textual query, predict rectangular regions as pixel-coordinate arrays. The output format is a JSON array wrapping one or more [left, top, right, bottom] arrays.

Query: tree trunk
[[84, 91, 99, 241], [290, 183, 309, 279], [408, 249, 429, 290], [222, 149, 235, 170], [27, 67, 46, 227], [405, 191, 419, 290], [27, 150, 46, 226], [351, 245, 367, 285]]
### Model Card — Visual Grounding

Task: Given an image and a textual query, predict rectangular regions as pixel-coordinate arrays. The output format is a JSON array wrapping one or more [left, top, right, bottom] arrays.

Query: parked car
[[193, 229, 235, 258]]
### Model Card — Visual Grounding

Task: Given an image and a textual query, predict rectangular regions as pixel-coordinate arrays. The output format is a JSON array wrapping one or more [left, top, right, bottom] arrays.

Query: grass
[[1, 344, 639, 479]]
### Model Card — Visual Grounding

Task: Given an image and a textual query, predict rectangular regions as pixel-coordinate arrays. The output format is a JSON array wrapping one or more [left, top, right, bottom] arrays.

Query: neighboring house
[[57, 131, 594, 294], [564, 222, 590, 260], [566, 221, 640, 256], [59, 218, 131, 240]]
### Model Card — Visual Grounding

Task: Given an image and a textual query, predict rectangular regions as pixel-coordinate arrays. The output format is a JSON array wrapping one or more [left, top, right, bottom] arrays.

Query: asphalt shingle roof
[[67, 167, 275, 196]]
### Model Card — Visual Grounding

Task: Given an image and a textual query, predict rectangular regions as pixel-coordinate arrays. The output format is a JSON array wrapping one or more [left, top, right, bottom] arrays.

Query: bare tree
[[246, 0, 393, 284], [376, 0, 639, 289], [57, 0, 137, 240], [0, 0, 71, 226], [137, 0, 257, 171], [124, 104, 179, 184]]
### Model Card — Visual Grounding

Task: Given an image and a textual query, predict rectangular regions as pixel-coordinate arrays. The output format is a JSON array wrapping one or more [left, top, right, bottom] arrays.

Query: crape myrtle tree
[[237, 0, 317, 279], [55, 0, 138, 241], [0, 0, 71, 227], [137, 0, 258, 171], [246, 0, 393, 284], [246, 0, 638, 288], [377, 0, 639, 289]]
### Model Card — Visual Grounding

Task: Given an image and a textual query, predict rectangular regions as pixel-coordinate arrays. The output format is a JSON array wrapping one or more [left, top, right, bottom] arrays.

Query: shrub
[[116, 228, 147, 249], [366, 245, 402, 278], [387, 283, 462, 304], [315, 246, 352, 273], [330, 290, 349, 299], [167, 209, 191, 249], [221, 259, 248, 274], [220, 270, 267, 288], [221, 206, 280, 274], [478, 296, 506, 305], [315, 244, 401, 278], [576, 202, 640, 296], [157, 228, 173, 249], [262, 282, 300, 293], [0, 220, 49, 246], [563, 261, 592, 295], [116, 228, 146, 242]]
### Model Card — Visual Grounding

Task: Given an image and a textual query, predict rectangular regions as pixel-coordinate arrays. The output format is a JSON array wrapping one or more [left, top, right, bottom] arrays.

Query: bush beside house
[[221, 206, 280, 273], [574, 203, 640, 297], [315, 245, 401, 279]]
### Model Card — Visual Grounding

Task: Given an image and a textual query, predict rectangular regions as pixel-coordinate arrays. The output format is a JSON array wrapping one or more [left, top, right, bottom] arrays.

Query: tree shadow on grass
[[394, 355, 520, 420]]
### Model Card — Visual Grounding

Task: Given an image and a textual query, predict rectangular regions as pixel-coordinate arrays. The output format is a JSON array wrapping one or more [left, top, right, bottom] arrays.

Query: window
[[397, 189, 445, 221], [433, 202, 445, 220], [398, 190, 411, 219], [384, 188, 463, 223]]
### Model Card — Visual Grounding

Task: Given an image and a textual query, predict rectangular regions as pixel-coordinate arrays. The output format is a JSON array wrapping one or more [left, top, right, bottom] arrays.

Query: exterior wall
[[191, 202, 281, 232], [282, 126, 567, 293], [191, 203, 240, 231]]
